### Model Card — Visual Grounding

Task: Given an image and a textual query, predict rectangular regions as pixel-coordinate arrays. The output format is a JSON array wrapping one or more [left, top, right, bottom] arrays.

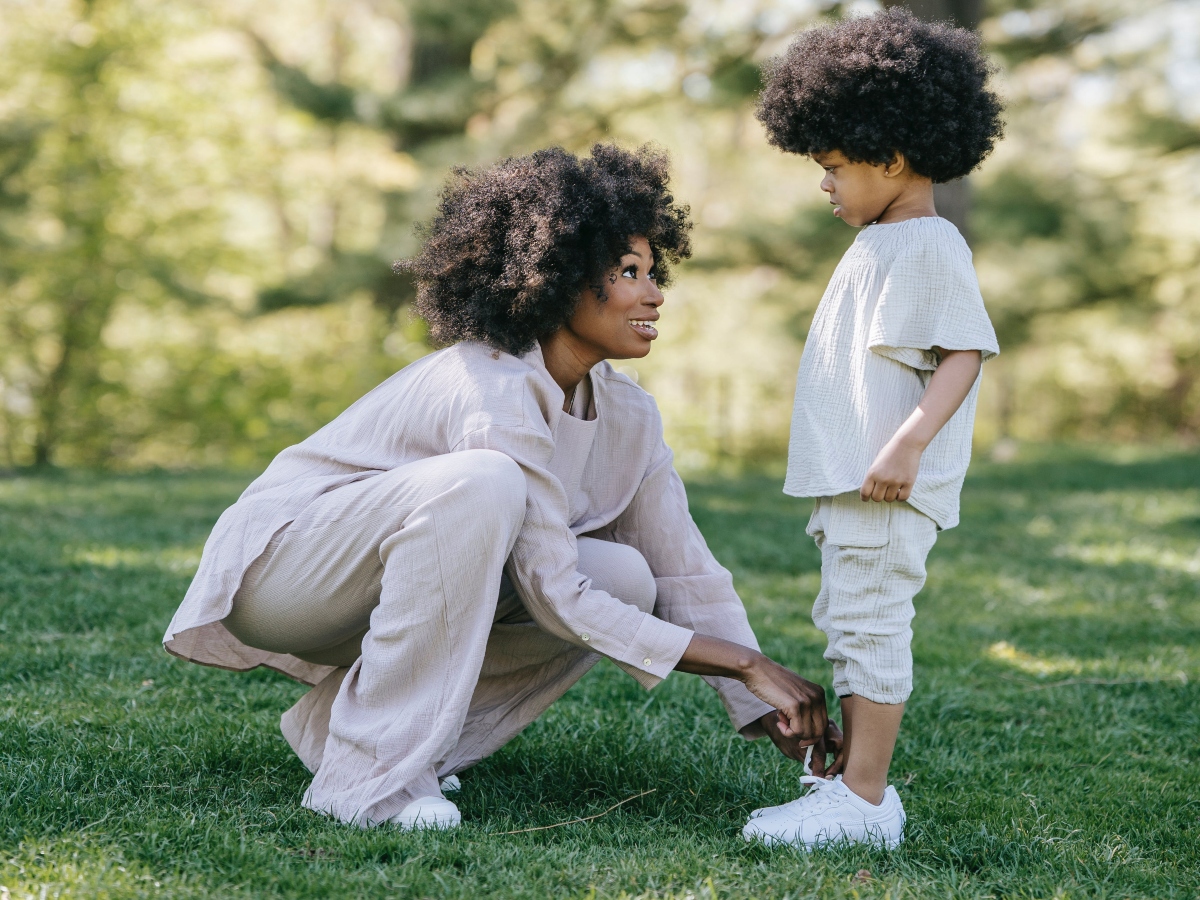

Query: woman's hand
[[676, 634, 828, 743], [761, 715, 845, 776], [740, 654, 829, 742]]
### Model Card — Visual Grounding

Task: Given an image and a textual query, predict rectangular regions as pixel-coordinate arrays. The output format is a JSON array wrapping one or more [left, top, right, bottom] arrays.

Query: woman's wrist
[[676, 633, 764, 680], [736, 650, 766, 681]]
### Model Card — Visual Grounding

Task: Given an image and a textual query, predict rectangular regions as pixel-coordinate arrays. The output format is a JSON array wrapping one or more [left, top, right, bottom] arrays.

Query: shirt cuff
[[612, 616, 694, 690]]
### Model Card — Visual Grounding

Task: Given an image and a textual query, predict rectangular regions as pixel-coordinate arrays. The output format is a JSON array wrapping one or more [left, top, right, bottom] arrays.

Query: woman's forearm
[[675, 632, 760, 678], [676, 633, 829, 741]]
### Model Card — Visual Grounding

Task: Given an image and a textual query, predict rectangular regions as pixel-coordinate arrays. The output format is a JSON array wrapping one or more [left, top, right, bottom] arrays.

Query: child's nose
[[820, 173, 834, 193]]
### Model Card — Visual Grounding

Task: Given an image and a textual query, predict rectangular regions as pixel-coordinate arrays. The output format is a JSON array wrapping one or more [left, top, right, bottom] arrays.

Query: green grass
[[1, 445, 1198, 899]]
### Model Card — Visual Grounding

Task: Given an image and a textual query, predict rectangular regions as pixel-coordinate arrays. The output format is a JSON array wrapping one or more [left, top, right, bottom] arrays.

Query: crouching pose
[[743, 10, 1003, 849], [164, 144, 837, 829]]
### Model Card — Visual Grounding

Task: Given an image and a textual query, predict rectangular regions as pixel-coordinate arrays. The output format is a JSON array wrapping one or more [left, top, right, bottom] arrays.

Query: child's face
[[812, 150, 909, 227]]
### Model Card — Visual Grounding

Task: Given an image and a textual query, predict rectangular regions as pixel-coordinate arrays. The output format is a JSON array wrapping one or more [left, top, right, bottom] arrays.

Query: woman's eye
[[622, 266, 638, 278], [647, 270, 657, 281]]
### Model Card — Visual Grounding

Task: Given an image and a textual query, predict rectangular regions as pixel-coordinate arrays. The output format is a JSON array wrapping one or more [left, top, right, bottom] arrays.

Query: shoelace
[[795, 776, 843, 814], [760, 776, 843, 819]]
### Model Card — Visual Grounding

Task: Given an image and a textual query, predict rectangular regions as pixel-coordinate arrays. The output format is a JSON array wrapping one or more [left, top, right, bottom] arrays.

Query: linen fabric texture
[[226, 450, 663, 824], [163, 342, 773, 823], [807, 494, 938, 704], [784, 216, 1000, 530]]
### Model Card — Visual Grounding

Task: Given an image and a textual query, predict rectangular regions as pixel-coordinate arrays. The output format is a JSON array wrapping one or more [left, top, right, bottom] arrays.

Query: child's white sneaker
[[392, 795, 462, 830], [742, 775, 905, 849]]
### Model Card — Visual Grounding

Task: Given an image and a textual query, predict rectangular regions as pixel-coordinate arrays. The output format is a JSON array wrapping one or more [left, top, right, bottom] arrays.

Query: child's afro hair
[[756, 8, 1003, 183], [399, 144, 691, 357]]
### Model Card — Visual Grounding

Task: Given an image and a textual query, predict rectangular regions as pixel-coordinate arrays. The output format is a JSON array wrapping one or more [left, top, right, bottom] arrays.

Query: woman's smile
[[629, 318, 658, 339]]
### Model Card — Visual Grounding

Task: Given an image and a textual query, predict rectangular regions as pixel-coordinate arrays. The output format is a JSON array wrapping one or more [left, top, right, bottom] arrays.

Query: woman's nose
[[645, 282, 664, 305]]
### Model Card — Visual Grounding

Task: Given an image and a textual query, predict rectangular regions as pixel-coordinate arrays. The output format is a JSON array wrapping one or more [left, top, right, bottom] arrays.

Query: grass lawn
[[1, 445, 1198, 899]]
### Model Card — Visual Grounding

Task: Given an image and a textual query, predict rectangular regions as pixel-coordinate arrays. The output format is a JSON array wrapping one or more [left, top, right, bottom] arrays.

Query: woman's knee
[[412, 448, 525, 532], [436, 449, 526, 527], [577, 537, 656, 614]]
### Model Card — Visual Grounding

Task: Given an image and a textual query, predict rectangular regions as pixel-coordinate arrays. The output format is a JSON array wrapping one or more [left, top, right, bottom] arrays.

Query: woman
[[164, 145, 837, 829]]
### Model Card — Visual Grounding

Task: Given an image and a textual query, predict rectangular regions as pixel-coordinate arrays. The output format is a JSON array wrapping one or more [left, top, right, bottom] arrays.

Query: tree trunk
[[884, 0, 984, 242]]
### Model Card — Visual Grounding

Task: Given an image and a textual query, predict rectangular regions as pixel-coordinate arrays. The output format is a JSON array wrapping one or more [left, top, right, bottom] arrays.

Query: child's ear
[[883, 152, 908, 178]]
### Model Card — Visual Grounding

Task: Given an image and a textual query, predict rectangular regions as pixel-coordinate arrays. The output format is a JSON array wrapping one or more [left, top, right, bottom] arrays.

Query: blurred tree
[[0, 1, 232, 465], [2, 0, 1195, 468], [239, 0, 516, 313], [883, 0, 983, 238], [0, 0, 356, 466]]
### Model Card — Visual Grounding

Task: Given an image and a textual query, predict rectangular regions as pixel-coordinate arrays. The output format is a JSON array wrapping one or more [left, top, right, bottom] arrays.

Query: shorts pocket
[[826, 492, 891, 548]]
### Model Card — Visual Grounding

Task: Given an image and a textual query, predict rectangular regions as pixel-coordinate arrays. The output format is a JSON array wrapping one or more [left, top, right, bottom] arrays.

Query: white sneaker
[[392, 796, 462, 830], [439, 774, 461, 793], [742, 776, 905, 849]]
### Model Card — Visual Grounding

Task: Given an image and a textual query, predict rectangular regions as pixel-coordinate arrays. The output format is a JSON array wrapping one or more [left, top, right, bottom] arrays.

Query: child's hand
[[860, 437, 922, 502]]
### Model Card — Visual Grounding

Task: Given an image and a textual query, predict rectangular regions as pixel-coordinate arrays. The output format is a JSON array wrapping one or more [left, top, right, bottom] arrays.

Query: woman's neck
[[539, 331, 600, 399]]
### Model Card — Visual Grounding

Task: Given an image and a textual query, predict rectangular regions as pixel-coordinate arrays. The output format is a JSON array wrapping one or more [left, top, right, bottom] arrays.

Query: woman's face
[[565, 235, 664, 361]]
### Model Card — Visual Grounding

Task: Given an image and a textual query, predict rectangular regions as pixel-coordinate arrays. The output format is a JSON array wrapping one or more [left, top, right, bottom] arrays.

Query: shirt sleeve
[[457, 423, 695, 689], [601, 436, 775, 738], [868, 235, 1000, 371]]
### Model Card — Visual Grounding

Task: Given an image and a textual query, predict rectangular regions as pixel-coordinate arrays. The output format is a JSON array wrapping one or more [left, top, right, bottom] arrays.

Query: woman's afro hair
[[399, 144, 692, 356], [756, 8, 1004, 182]]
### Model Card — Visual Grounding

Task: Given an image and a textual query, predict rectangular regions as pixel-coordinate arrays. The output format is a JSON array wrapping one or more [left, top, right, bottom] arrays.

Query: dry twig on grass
[[494, 789, 656, 835]]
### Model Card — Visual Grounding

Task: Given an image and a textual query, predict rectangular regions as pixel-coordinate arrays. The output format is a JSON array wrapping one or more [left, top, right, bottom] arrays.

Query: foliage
[[0, 0, 1198, 467], [1, 451, 1198, 897]]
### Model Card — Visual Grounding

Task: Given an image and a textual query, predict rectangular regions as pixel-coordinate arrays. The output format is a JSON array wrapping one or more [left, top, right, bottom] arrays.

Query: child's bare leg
[[839, 695, 904, 805]]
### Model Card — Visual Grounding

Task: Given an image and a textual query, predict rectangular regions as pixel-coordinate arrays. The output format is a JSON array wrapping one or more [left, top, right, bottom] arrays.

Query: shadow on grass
[[966, 446, 1200, 492]]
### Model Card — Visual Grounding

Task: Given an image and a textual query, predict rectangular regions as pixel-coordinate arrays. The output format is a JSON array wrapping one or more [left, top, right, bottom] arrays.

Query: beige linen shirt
[[785, 217, 1000, 529], [164, 341, 773, 734]]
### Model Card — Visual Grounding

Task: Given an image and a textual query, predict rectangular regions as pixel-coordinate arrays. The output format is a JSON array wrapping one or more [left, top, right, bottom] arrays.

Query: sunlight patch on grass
[[983, 574, 1066, 607], [987, 640, 1081, 677], [0, 837, 178, 900], [1053, 540, 1200, 576], [64, 545, 202, 575], [986, 640, 1192, 683]]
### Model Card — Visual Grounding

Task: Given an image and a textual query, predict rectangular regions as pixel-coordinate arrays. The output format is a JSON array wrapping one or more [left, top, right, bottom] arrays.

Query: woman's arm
[[462, 423, 697, 685], [676, 633, 828, 743], [603, 431, 837, 755], [860, 348, 983, 502]]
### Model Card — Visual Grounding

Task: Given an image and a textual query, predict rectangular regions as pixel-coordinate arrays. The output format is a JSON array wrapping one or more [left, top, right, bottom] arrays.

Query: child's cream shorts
[[807, 492, 938, 705]]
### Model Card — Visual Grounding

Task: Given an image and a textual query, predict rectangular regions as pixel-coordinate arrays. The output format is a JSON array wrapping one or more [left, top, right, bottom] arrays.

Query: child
[[742, 9, 1003, 849]]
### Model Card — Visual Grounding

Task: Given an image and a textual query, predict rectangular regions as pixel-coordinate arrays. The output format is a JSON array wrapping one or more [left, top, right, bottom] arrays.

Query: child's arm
[[860, 348, 983, 503]]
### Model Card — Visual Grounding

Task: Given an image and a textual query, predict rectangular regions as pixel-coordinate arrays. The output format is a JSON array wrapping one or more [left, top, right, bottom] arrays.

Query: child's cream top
[[784, 216, 999, 529]]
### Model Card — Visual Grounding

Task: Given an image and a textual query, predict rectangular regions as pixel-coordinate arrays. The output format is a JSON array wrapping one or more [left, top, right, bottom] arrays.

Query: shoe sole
[[396, 812, 461, 830], [393, 797, 462, 830], [743, 824, 902, 850]]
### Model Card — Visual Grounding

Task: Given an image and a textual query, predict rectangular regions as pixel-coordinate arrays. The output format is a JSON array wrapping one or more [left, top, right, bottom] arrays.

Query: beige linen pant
[[223, 449, 656, 826], [807, 493, 938, 705]]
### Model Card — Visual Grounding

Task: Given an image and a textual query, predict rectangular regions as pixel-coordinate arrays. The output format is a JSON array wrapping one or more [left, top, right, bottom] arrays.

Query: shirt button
[[581, 634, 590, 642], [643, 658, 653, 666]]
